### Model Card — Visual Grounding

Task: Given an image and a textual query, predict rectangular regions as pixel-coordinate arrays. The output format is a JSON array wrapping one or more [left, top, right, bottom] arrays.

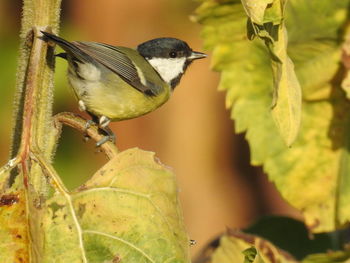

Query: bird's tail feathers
[[40, 31, 91, 63]]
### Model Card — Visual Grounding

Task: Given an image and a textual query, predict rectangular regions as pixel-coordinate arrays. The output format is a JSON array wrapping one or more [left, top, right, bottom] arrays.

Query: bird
[[41, 31, 207, 146]]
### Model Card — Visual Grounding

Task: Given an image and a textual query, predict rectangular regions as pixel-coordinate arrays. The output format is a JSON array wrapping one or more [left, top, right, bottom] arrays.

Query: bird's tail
[[40, 31, 90, 63], [41, 31, 75, 51]]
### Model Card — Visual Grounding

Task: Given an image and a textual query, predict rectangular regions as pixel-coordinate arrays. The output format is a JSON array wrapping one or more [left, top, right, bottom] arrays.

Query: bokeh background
[[0, 0, 300, 258]]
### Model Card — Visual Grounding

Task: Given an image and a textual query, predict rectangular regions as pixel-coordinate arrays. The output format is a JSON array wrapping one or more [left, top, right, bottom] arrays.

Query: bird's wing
[[74, 41, 159, 96]]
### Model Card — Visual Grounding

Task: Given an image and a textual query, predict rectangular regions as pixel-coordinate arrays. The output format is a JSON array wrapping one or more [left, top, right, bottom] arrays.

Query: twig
[[53, 112, 119, 160]]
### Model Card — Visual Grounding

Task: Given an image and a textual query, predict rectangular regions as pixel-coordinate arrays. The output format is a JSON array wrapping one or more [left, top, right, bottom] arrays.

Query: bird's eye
[[169, 51, 177, 58]]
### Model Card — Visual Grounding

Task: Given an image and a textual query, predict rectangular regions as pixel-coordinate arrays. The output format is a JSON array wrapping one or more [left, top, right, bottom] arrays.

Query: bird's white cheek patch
[[147, 57, 186, 84], [77, 62, 101, 81]]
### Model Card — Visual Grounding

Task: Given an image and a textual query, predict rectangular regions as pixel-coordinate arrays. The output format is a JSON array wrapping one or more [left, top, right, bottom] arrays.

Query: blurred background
[[0, 0, 300, 258]]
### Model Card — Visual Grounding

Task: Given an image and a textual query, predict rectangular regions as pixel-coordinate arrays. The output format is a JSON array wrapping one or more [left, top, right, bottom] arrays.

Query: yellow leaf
[[0, 148, 190, 262], [0, 168, 29, 263], [241, 0, 274, 24], [209, 231, 296, 263], [270, 27, 302, 146], [195, 0, 350, 232], [71, 148, 190, 262]]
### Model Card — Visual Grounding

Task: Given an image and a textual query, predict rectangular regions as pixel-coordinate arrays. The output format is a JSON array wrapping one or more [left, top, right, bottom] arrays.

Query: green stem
[[11, 0, 62, 162], [9, 1, 62, 261]]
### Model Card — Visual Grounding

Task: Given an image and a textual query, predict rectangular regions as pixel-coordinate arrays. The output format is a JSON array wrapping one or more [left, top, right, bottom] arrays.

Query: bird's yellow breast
[[67, 63, 171, 121]]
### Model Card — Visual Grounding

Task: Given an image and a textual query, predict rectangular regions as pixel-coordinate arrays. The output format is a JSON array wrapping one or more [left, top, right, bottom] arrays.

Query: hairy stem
[[11, 0, 61, 162], [9, 1, 62, 261]]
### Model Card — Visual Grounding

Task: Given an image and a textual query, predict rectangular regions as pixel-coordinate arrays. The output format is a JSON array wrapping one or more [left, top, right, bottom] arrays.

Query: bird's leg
[[83, 112, 99, 141], [84, 111, 115, 146], [99, 115, 110, 128], [96, 126, 116, 147], [96, 115, 116, 147]]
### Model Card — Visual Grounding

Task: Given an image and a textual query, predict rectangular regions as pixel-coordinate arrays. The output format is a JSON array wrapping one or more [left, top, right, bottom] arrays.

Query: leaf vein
[[83, 229, 156, 263], [73, 187, 173, 233]]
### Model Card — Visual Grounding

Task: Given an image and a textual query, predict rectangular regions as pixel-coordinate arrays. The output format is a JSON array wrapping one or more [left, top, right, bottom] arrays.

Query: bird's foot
[[96, 134, 116, 147], [96, 126, 116, 147]]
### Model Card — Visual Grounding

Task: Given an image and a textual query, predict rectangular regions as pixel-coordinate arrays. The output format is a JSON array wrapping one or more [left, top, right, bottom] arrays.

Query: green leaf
[[209, 231, 295, 263], [302, 250, 350, 263], [240, 0, 273, 25], [243, 247, 255, 262], [270, 26, 302, 146], [242, 247, 259, 263], [195, 227, 350, 263], [194, 0, 350, 232], [244, 216, 349, 260], [72, 148, 190, 263], [241, 0, 302, 146], [0, 149, 190, 262]]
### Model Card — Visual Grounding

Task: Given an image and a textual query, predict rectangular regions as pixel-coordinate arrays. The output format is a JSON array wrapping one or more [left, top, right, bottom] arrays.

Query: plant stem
[[8, 1, 62, 261], [11, 0, 62, 163]]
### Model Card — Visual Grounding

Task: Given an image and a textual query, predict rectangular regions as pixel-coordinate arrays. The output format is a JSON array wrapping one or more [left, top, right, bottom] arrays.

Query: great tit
[[41, 31, 206, 145]]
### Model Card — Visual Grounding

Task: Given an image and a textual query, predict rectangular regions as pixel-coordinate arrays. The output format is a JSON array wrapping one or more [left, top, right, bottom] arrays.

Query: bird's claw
[[82, 116, 116, 147], [96, 126, 116, 147], [96, 134, 116, 147]]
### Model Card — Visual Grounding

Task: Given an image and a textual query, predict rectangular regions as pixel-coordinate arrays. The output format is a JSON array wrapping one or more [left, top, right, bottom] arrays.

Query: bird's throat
[[146, 57, 186, 87]]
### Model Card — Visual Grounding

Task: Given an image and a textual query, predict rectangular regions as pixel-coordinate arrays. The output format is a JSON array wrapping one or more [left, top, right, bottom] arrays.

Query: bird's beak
[[188, 51, 207, 60]]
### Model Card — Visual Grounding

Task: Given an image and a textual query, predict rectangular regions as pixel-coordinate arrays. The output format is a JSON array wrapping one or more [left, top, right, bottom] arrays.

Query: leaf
[[240, 0, 273, 25], [243, 247, 258, 263], [0, 149, 190, 262], [209, 231, 296, 263], [195, 219, 350, 263], [243, 0, 302, 146], [244, 216, 349, 260], [270, 25, 302, 146], [302, 251, 350, 263], [341, 34, 350, 99], [0, 165, 29, 262], [194, 0, 350, 232], [72, 148, 190, 263]]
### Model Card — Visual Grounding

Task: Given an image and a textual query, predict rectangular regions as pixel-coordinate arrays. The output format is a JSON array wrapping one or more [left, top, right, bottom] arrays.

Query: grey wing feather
[[74, 42, 155, 95]]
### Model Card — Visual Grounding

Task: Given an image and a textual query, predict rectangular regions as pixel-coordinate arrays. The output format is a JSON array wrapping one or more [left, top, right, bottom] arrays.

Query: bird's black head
[[137, 37, 206, 88], [137, 38, 192, 59]]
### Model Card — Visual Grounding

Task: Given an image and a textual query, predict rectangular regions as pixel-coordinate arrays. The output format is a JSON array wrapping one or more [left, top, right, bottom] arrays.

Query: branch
[[53, 112, 119, 160]]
